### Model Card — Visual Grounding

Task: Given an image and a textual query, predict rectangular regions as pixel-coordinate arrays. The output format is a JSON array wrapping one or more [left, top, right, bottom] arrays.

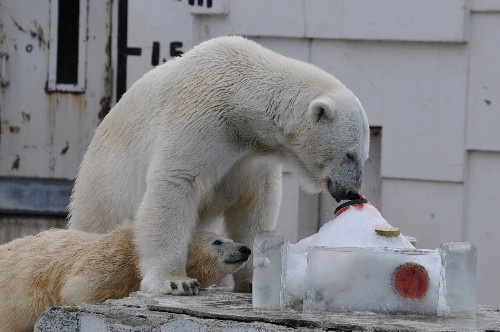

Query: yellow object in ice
[[375, 227, 400, 237]]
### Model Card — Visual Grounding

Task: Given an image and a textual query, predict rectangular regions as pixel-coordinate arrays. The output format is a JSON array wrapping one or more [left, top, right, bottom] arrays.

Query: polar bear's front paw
[[140, 275, 200, 296]]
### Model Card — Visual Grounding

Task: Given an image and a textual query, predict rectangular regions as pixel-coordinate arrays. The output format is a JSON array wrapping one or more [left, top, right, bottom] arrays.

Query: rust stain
[[9, 126, 20, 133], [9, 15, 27, 33], [60, 141, 70, 155], [11, 155, 20, 170], [49, 156, 55, 174], [30, 21, 46, 48], [22, 112, 31, 122], [0, 120, 7, 134], [98, 96, 111, 121], [0, 22, 6, 44], [8, 15, 46, 48]]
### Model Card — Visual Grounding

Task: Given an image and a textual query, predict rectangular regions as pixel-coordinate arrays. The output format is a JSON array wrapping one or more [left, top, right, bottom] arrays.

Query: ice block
[[252, 232, 286, 309], [439, 242, 477, 318], [303, 246, 441, 315], [251, 197, 477, 317], [281, 247, 307, 310]]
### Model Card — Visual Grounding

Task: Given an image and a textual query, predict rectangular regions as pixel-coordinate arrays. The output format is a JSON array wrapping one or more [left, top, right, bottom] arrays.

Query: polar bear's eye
[[213, 240, 223, 245]]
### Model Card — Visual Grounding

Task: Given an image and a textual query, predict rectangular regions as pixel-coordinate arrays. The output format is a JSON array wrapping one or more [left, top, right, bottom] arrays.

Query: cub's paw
[[140, 275, 200, 296], [233, 278, 252, 293]]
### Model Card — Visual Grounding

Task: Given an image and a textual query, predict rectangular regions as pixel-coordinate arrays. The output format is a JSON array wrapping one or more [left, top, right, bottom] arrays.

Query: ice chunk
[[281, 248, 307, 310], [251, 199, 477, 317], [438, 242, 477, 318], [303, 246, 441, 315], [252, 232, 286, 309], [282, 203, 414, 307]]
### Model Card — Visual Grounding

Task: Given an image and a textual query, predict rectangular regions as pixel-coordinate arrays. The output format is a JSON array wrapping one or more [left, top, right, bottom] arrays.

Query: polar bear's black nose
[[239, 246, 251, 256], [346, 191, 361, 200]]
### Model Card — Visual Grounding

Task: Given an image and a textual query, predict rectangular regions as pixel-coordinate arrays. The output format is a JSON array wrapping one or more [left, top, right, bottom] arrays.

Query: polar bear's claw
[[141, 276, 200, 295], [168, 279, 200, 295]]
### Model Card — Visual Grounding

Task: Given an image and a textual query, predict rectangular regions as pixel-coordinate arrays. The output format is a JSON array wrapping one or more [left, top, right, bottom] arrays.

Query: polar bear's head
[[282, 86, 370, 202], [187, 231, 251, 288]]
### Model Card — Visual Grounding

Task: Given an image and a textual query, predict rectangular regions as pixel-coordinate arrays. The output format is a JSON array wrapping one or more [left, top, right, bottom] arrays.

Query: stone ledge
[[35, 290, 500, 332]]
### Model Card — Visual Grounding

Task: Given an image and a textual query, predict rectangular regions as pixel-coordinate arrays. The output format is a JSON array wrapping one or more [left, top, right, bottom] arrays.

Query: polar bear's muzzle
[[328, 178, 361, 203], [223, 245, 252, 265]]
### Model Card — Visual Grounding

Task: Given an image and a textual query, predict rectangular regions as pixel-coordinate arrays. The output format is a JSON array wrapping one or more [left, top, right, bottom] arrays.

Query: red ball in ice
[[392, 263, 430, 300]]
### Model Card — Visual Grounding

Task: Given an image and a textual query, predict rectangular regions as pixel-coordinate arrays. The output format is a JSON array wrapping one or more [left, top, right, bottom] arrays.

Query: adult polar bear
[[69, 36, 369, 295]]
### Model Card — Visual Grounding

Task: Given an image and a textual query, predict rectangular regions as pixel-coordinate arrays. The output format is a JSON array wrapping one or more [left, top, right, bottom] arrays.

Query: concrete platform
[[35, 290, 500, 332]]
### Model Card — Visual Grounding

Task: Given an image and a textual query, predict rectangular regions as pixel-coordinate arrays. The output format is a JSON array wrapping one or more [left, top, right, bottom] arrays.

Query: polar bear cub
[[0, 226, 250, 332], [69, 36, 370, 295]]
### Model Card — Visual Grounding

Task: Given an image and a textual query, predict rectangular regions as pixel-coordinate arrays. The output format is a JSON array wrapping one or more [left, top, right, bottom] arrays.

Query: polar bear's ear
[[309, 99, 334, 122]]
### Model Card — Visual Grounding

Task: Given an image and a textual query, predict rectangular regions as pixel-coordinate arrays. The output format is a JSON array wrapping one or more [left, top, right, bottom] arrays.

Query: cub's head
[[283, 85, 370, 202], [186, 231, 251, 289]]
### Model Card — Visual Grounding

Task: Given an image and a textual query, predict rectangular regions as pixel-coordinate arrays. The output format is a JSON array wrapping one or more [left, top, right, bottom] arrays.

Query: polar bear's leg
[[134, 174, 201, 295], [224, 162, 282, 292]]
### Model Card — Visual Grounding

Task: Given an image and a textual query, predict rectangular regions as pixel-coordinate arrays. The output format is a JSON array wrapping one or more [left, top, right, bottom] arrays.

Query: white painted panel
[[226, 0, 468, 42], [227, 0, 305, 38], [381, 179, 465, 250], [276, 174, 301, 243], [465, 151, 500, 308], [123, 0, 193, 91], [276, 173, 319, 244], [304, 0, 469, 42], [311, 40, 468, 181], [247, 37, 311, 63], [192, 16, 230, 44], [84, 0, 113, 143], [466, 13, 500, 152], [309, 40, 384, 126], [471, 0, 500, 12]]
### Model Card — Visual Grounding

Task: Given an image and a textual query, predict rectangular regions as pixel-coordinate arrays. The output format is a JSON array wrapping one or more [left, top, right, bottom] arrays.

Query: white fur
[[0, 226, 248, 332], [69, 36, 369, 294]]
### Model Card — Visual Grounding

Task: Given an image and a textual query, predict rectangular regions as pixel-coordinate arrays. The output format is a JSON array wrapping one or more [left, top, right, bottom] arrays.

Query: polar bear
[[69, 36, 370, 295], [0, 225, 249, 332]]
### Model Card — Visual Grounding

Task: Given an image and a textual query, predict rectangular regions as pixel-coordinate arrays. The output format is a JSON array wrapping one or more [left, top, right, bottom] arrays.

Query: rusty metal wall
[[0, 0, 111, 241]]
